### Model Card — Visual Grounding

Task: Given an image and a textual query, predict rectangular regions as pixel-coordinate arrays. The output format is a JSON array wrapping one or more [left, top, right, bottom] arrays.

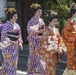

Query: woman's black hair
[[31, 7, 42, 14], [72, 0, 76, 3], [6, 10, 18, 20], [44, 10, 58, 24], [30, 3, 42, 14], [69, 4, 76, 18]]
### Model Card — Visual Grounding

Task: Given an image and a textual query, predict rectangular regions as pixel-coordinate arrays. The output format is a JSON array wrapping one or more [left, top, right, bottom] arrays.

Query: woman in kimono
[[27, 3, 45, 74], [62, 4, 76, 75], [0, 8, 23, 75], [37, 10, 63, 75]]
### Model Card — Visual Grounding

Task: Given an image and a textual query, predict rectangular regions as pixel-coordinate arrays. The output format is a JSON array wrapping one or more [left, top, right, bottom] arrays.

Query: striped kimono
[[0, 21, 23, 75], [27, 16, 45, 74]]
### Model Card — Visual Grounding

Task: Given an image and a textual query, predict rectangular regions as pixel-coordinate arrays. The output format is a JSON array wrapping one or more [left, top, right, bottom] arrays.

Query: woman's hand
[[38, 29, 44, 34], [58, 49, 65, 55], [37, 29, 45, 38], [18, 43, 23, 50]]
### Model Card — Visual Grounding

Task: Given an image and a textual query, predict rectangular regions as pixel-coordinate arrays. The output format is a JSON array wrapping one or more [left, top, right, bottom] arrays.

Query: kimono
[[27, 16, 45, 74], [0, 21, 23, 75], [62, 18, 76, 75], [0, 39, 11, 49], [37, 26, 62, 75]]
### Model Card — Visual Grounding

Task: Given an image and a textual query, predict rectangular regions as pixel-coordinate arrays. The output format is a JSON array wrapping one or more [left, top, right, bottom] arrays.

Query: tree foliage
[[38, 0, 73, 34]]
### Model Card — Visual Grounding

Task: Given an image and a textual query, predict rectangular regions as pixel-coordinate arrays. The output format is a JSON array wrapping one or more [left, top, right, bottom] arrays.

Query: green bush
[[38, 0, 72, 34]]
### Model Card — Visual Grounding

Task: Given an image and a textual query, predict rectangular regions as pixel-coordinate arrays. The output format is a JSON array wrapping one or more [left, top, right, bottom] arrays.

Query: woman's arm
[[17, 25, 23, 50], [62, 24, 74, 43]]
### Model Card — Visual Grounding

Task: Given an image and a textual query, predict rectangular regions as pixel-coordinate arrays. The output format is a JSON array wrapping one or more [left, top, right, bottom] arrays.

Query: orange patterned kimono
[[62, 18, 76, 70], [37, 26, 62, 75]]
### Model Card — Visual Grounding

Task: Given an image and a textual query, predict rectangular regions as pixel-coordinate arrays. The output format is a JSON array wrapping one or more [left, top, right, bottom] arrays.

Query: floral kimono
[[37, 26, 62, 75], [0, 39, 11, 49], [27, 16, 45, 74], [0, 21, 23, 75], [62, 18, 76, 73]]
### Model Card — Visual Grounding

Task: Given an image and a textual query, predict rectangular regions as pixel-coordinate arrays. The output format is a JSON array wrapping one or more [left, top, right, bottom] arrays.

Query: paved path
[[16, 70, 27, 75]]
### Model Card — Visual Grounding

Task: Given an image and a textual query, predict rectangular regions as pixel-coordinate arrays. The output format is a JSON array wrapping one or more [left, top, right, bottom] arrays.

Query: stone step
[[56, 69, 64, 75], [17, 56, 28, 71], [17, 63, 27, 71], [19, 51, 29, 58], [56, 54, 67, 75], [23, 45, 29, 50], [19, 45, 29, 56], [17, 45, 29, 71], [16, 70, 27, 75], [57, 61, 66, 70], [60, 54, 67, 61]]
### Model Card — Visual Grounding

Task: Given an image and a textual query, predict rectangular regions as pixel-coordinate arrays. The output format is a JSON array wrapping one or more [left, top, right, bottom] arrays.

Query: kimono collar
[[48, 26, 56, 33], [33, 16, 39, 22], [6, 21, 13, 27], [67, 18, 74, 26], [6, 21, 17, 30], [6, 21, 15, 25]]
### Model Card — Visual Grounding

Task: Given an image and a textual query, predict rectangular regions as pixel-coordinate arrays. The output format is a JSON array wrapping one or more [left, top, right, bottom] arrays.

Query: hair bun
[[44, 11, 49, 17], [30, 3, 41, 9], [4, 8, 16, 14], [44, 10, 57, 17]]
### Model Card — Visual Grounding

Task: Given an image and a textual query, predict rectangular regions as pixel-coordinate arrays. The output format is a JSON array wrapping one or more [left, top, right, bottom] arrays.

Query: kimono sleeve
[[56, 28, 62, 48], [62, 24, 74, 43], [37, 30, 48, 58], [1, 25, 12, 49], [27, 20, 38, 41], [0, 41, 11, 49], [54, 28, 63, 53], [17, 25, 23, 44], [1, 25, 8, 42]]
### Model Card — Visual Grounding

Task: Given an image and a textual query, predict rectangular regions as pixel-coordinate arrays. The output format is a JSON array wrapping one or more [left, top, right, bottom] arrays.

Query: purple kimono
[[0, 21, 23, 75], [27, 16, 45, 74], [0, 23, 4, 32]]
